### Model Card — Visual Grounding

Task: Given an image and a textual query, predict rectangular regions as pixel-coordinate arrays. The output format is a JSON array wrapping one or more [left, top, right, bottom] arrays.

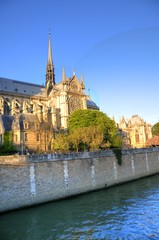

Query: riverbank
[[1, 147, 159, 213]]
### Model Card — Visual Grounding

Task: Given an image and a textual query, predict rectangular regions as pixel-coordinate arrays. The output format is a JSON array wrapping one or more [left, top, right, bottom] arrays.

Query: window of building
[[36, 133, 40, 141], [135, 130, 139, 143], [30, 105, 33, 113], [4, 100, 10, 115], [24, 122, 28, 129], [15, 103, 19, 110], [24, 133, 28, 142]]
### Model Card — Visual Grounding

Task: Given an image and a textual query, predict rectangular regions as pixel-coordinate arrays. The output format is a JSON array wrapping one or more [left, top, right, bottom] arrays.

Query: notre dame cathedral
[[0, 34, 99, 153]]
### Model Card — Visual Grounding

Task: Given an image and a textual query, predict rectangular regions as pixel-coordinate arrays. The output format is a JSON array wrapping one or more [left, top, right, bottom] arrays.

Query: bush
[[0, 132, 17, 155]]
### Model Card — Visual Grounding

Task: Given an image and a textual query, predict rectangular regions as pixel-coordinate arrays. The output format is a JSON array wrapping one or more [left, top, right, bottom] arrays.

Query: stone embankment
[[1, 147, 159, 213]]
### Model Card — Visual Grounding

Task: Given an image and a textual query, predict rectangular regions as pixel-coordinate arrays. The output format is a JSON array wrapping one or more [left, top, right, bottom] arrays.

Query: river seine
[[1, 174, 159, 240]]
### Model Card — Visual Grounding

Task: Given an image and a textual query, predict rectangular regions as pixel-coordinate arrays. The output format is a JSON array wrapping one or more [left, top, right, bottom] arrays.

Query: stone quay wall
[[1, 148, 159, 213]]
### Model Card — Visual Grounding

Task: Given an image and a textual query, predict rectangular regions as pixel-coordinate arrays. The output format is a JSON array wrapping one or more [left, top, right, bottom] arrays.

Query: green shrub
[[0, 132, 17, 155]]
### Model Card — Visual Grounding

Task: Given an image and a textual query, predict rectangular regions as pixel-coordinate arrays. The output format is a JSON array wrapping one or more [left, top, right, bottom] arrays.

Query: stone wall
[[1, 148, 159, 213]]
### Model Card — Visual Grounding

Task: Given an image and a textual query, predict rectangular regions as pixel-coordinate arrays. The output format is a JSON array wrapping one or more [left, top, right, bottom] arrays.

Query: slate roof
[[19, 113, 39, 130], [0, 77, 46, 97], [0, 77, 99, 110], [86, 99, 99, 110], [19, 113, 50, 130], [20, 113, 39, 122], [1, 115, 14, 131]]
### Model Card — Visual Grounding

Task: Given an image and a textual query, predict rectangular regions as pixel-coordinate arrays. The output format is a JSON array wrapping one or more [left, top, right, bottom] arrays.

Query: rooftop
[[0, 77, 46, 97]]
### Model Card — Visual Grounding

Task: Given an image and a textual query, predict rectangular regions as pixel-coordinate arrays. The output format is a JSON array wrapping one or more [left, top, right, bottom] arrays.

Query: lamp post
[[20, 130, 24, 155], [21, 139, 24, 155]]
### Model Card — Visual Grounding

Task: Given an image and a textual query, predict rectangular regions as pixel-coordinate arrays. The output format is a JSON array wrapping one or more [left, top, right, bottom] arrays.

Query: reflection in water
[[1, 175, 159, 239]]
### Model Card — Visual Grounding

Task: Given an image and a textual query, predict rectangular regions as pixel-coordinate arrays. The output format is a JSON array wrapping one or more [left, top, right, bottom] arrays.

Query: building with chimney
[[0, 34, 99, 153]]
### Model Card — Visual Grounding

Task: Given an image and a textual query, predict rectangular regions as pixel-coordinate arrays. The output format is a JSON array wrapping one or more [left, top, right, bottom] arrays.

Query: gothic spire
[[62, 67, 65, 81], [48, 32, 53, 65], [46, 32, 55, 95], [121, 115, 126, 122], [80, 74, 85, 90]]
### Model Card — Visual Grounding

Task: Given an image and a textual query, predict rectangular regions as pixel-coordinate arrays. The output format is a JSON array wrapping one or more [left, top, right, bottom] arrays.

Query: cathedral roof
[[0, 115, 14, 131], [19, 113, 39, 122], [0, 77, 46, 97], [86, 99, 99, 110], [12, 113, 50, 131], [18, 113, 50, 130], [86, 95, 99, 110], [19, 113, 39, 130], [128, 114, 145, 125]]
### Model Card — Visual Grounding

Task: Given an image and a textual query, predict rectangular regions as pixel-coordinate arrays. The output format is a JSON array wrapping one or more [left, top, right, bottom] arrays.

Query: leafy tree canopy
[[68, 109, 120, 147], [68, 126, 104, 152], [152, 122, 159, 136], [0, 132, 17, 155], [53, 133, 69, 153]]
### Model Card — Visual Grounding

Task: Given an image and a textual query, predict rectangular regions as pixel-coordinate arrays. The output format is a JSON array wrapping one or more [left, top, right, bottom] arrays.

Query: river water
[[1, 174, 159, 240]]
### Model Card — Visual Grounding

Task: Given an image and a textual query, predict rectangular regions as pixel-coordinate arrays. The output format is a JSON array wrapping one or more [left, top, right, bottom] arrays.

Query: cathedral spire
[[46, 32, 55, 95], [80, 74, 85, 90], [121, 115, 126, 122], [62, 67, 66, 82], [48, 32, 53, 65]]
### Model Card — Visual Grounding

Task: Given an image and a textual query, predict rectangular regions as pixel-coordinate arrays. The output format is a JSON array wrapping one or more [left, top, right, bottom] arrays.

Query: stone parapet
[[0, 147, 159, 164], [1, 147, 159, 213]]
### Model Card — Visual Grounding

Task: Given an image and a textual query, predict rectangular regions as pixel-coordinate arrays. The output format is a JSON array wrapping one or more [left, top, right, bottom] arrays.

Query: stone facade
[[118, 115, 152, 148], [0, 34, 98, 153]]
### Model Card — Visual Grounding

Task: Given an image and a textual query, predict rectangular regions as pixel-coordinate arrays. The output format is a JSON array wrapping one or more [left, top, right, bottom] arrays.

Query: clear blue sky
[[0, 0, 159, 124]]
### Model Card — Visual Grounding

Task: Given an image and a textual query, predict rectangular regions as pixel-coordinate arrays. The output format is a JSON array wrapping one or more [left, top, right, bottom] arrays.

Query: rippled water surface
[[1, 175, 159, 240]]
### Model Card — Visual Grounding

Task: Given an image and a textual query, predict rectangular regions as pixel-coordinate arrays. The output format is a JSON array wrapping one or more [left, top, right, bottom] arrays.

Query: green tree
[[111, 134, 123, 148], [81, 126, 104, 151], [68, 128, 82, 152], [68, 109, 120, 148], [0, 132, 17, 155], [68, 126, 104, 152], [152, 122, 159, 136], [53, 133, 69, 153]]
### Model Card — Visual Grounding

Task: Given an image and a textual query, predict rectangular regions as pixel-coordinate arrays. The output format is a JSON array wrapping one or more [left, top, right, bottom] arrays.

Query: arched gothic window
[[135, 130, 139, 143], [4, 99, 10, 115]]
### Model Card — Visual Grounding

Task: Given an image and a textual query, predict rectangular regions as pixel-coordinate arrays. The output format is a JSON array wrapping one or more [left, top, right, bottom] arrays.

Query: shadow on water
[[1, 175, 159, 239]]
